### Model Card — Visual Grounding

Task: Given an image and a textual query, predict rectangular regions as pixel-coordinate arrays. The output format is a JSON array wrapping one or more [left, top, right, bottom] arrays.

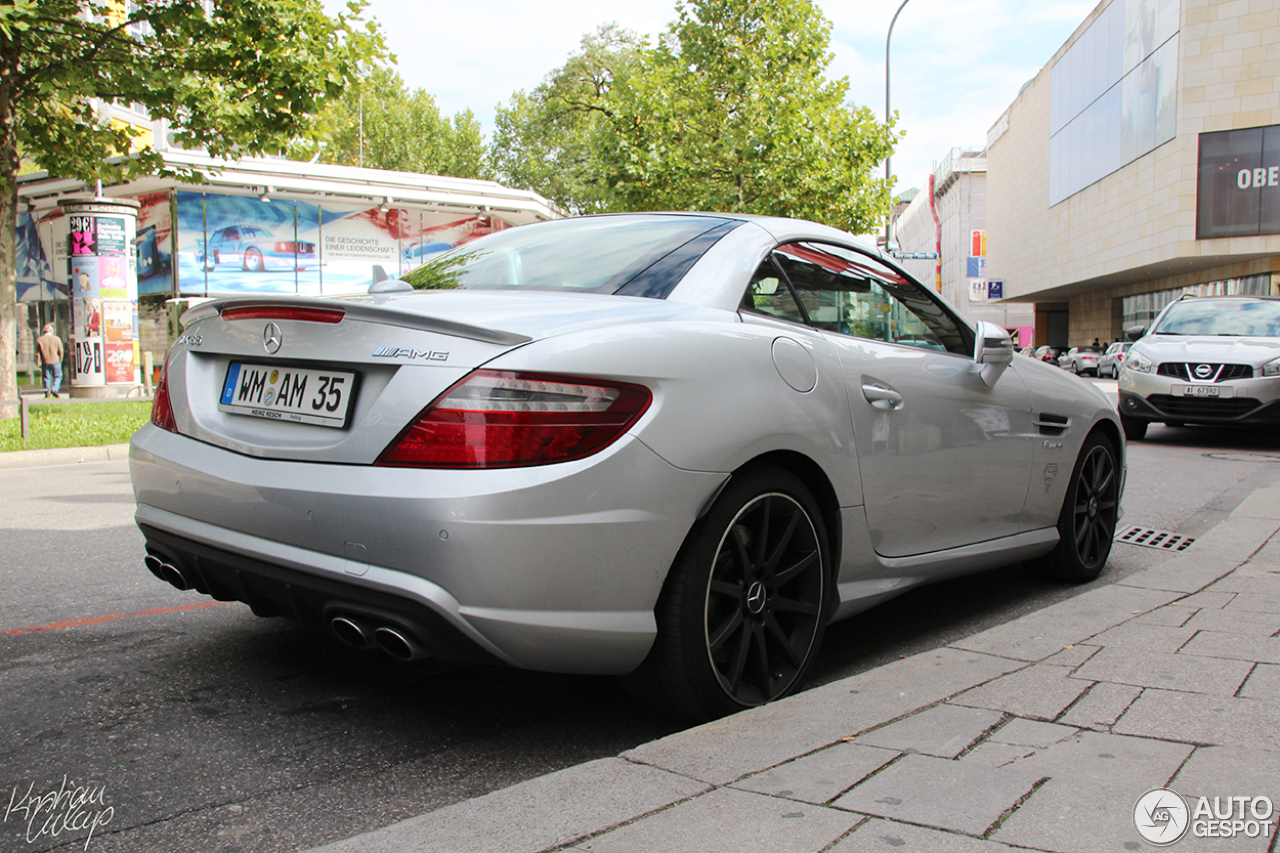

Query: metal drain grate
[[1116, 525, 1195, 552]]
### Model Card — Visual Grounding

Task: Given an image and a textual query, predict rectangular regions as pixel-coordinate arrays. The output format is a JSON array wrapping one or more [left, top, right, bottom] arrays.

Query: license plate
[[219, 362, 356, 427], [1178, 384, 1228, 398]]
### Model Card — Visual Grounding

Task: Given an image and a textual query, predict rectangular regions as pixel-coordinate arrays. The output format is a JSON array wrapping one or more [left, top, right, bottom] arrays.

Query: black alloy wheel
[[629, 467, 830, 722], [1039, 432, 1119, 583], [704, 491, 825, 705]]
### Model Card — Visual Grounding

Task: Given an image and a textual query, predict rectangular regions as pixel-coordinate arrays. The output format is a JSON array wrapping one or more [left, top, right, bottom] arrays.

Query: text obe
[[1238, 167, 1280, 189]]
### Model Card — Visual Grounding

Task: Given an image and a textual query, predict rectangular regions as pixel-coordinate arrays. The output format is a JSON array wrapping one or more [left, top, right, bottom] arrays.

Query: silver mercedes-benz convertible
[[130, 212, 1124, 721]]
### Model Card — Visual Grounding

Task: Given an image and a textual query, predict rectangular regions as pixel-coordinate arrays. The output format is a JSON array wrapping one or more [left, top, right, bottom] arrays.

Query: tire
[[1120, 413, 1147, 441], [244, 248, 265, 272], [628, 467, 830, 722], [1069, 361, 1079, 374], [1038, 432, 1119, 583]]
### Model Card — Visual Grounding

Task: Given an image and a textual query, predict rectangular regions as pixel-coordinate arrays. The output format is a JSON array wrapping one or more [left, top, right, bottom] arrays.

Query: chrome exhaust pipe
[[144, 554, 167, 581], [159, 562, 191, 591], [374, 626, 429, 661], [330, 616, 376, 650], [145, 554, 191, 590]]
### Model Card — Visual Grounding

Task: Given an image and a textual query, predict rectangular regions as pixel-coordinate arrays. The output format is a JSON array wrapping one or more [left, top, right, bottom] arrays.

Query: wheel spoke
[[770, 594, 819, 616], [709, 578, 742, 599], [730, 524, 753, 574], [763, 613, 804, 668], [751, 626, 773, 698], [762, 505, 801, 575], [752, 501, 771, 567], [709, 608, 745, 657], [771, 549, 818, 589], [723, 621, 752, 692]]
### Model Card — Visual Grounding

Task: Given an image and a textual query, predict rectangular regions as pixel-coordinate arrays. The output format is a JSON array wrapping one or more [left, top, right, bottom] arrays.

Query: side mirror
[[1126, 325, 1146, 341], [973, 321, 1014, 387]]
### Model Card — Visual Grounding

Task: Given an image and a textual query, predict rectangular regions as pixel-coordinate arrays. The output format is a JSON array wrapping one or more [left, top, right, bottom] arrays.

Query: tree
[[489, 1, 897, 230], [601, 0, 897, 231], [489, 25, 641, 215], [292, 65, 485, 178], [0, 0, 386, 416]]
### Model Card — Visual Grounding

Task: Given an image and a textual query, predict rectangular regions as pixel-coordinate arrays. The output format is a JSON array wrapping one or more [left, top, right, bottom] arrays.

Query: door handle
[[862, 383, 903, 410]]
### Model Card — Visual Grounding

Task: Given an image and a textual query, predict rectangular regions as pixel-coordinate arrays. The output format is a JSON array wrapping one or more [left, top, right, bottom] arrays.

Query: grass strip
[[0, 400, 151, 452]]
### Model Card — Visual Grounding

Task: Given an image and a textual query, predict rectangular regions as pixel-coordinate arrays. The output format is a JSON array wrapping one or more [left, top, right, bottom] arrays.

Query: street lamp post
[[884, 0, 912, 250]]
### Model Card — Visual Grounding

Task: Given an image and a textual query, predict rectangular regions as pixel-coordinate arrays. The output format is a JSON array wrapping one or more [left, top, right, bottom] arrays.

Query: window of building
[[1121, 274, 1274, 329], [1049, 0, 1179, 205]]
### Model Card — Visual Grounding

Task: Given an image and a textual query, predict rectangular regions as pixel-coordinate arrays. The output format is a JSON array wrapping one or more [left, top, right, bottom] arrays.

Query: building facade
[[986, 0, 1280, 348], [893, 149, 1036, 347]]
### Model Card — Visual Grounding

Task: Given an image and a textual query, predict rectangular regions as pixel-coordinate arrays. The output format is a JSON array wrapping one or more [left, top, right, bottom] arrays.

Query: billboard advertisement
[[1197, 124, 1280, 240], [173, 192, 503, 296]]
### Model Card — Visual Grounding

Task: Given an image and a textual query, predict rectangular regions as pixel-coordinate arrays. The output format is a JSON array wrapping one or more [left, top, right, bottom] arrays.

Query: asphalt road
[[2, 388, 1279, 853]]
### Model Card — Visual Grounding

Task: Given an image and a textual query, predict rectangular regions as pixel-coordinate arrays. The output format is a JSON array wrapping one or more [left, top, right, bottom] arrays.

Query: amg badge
[[372, 347, 449, 361]]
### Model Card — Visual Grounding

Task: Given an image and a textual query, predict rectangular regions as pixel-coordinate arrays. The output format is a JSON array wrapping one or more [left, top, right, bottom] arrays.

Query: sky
[[334, 0, 1099, 194]]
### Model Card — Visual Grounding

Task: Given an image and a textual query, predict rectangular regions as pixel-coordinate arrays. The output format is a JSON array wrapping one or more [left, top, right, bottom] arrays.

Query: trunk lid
[[164, 291, 694, 463]]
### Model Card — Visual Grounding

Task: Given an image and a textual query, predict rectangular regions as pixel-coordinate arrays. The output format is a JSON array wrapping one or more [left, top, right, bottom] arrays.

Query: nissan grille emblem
[[263, 323, 282, 355], [1194, 364, 1213, 379]]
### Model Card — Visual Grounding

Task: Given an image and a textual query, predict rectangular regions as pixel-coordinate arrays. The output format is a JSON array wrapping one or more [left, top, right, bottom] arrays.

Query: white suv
[[1117, 295, 1280, 440]]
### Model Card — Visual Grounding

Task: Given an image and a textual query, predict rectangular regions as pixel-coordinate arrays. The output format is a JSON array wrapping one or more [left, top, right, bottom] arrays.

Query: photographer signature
[[4, 775, 114, 850]]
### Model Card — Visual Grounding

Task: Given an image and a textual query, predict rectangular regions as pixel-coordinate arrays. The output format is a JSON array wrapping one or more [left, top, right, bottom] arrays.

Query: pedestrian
[[1091, 337, 1100, 347], [36, 323, 64, 398]]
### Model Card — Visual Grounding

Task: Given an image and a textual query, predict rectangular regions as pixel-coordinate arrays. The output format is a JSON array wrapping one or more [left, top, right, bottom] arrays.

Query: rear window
[[1153, 299, 1280, 337], [400, 215, 739, 298]]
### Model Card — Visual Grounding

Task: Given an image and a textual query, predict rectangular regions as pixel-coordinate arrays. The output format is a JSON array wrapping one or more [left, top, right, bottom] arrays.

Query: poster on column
[[70, 255, 105, 384]]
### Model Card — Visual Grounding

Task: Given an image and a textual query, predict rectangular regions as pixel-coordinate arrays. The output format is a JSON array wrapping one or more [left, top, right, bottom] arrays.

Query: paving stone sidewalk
[[302, 484, 1280, 853]]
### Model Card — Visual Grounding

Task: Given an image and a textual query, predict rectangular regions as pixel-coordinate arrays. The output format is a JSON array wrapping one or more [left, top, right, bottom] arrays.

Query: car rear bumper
[[129, 425, 727, 674]]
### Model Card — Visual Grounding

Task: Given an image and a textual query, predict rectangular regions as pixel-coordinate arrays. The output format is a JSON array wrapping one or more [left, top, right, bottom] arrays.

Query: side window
[[740, 258, 807, 325], [772, 242, 970, 356]]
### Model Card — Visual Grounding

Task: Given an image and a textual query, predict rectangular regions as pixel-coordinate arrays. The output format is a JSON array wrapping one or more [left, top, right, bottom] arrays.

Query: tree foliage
[[488, 0, 898, 230], [603, 0, 896, 231], [0, 0, 385, 416], [489, 25, 641, 215], [292, 65, 485, 178]]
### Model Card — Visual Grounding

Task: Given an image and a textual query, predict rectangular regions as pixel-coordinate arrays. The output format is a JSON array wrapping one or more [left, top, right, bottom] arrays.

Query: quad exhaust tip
[[144, 554, 192, 591], [329, 616, 376, 651], [329, 616, 430, 661], [374, 626, 429, 662]]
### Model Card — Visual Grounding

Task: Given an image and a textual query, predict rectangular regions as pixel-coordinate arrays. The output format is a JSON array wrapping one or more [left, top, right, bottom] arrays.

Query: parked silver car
[[1097, 342, 1131, 378], [131, 213, 1125, 721], [1118, 295, 1280, 440], [1058, 345, 1105, 375]]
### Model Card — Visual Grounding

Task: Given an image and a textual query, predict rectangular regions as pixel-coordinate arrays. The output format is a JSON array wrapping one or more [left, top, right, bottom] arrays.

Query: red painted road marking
[[2, 601, 230, 636]]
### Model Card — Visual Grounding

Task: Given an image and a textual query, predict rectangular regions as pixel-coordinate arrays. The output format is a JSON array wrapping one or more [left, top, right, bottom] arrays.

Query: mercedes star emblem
[[263, 322, 282, 354]]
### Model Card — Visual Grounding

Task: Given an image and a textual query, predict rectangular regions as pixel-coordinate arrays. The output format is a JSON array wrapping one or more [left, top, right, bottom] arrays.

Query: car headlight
[[1126, 351, 1154, 374], [1263, 357, 1280, 377]]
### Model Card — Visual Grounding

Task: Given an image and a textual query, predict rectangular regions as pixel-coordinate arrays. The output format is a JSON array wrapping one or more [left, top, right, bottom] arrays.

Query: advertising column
[[59, 198, 141, 395]]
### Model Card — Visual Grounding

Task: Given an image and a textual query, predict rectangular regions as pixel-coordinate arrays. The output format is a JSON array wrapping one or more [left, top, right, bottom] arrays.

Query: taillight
[[151, 367, 178, 433], [220, 305, 344, 324], [376, 371, 652, 468]]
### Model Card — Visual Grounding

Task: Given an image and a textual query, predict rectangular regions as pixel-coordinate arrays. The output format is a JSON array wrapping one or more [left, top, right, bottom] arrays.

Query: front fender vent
[[1034, 413, 1069, 437]]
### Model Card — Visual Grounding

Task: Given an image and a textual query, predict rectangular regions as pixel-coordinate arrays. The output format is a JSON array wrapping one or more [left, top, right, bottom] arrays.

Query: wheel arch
[[718, 450, 844, 587]]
